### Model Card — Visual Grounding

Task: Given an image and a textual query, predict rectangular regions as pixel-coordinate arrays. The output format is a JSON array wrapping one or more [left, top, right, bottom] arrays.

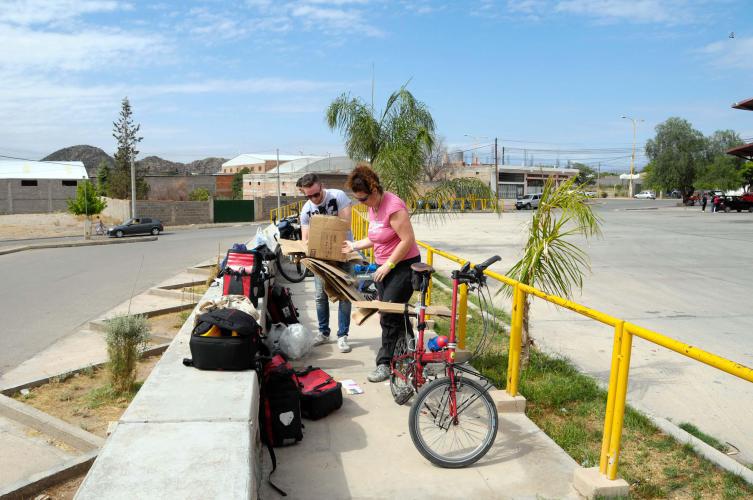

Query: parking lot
[[412, 199, 753, 464]]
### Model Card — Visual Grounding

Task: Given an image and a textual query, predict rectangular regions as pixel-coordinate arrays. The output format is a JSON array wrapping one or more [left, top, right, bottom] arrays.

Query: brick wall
[[135, 200, 212, 225], [0, 179, 81, 214], [215, 174, 234, 199]]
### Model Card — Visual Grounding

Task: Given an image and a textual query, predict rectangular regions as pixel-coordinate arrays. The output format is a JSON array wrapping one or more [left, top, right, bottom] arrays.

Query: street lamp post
[[621, 115, 644, 198]]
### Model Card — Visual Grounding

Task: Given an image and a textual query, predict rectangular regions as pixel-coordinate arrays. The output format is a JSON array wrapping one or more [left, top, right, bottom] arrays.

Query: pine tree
[[96, 160, 111, 196], [109, 97, 149, 199]]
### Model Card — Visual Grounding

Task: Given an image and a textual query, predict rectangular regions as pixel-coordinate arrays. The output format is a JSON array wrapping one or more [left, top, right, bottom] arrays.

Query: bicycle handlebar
[[452, 255, 501, 284]]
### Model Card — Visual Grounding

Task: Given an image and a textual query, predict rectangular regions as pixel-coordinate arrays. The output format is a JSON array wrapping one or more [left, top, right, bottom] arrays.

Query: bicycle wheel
[[276, 247, 307, 283], [390, 334, 414, 405], [409, 375, 498, 468]]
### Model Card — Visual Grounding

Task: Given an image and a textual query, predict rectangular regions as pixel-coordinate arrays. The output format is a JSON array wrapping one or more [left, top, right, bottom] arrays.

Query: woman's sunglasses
[[355, 194, 370, 203]]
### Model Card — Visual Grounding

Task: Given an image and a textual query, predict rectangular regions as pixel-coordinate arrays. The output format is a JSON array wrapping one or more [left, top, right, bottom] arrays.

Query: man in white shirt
[[297, 173, 354, 353]]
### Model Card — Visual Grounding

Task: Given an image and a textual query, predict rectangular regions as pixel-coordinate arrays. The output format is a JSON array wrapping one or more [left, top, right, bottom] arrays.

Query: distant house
[[442, 163, 579, 199], [0, 160, 88, 214], [222, 154, 324, 174], [242, 156, 356, 198]]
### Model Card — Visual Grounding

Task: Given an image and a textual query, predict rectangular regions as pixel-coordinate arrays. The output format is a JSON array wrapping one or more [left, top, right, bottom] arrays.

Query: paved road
[[0, 224, 261, 375], [413, 199, 753, 463]]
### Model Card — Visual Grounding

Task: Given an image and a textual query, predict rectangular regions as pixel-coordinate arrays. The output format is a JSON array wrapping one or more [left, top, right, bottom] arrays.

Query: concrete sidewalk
[[261, 277, 581, 499]]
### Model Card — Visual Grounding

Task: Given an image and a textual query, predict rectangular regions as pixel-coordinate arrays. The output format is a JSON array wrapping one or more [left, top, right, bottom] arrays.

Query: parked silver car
[[515, 193, 541, 210]]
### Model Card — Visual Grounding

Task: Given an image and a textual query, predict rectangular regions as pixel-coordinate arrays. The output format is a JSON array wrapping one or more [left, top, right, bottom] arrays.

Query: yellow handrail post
[[426, 249, 434, 307], [600, 320, 625, 475], [606, 328, 634, 480], [507, 284, 524, 396], [457, 282, 469, 349]]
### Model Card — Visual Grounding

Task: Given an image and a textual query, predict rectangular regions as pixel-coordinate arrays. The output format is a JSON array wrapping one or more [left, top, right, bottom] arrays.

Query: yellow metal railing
[[352, 209, 753, 482], [407, 197, 502, 212], [270, 200, 305, 223], [351, 204, 374, 263]]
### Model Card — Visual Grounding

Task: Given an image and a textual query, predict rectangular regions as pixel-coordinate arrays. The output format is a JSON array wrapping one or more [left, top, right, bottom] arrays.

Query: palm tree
[[504, 177, 602, 362], [326, 85, 497, 211]]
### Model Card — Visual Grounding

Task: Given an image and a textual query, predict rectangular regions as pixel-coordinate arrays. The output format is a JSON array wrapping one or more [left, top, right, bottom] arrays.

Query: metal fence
[[351, 208, 753, 483], [269, 200, 305, 223]]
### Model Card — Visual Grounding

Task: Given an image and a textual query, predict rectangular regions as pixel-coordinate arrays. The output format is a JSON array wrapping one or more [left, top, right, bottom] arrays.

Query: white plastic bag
[[278, 323, 313, 360], [265, 323, 287, 351]]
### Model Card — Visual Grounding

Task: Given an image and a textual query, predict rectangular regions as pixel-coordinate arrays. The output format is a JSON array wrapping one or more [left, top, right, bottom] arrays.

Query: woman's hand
[[342, 240, 355, 254], [372, 262, 392, 282]]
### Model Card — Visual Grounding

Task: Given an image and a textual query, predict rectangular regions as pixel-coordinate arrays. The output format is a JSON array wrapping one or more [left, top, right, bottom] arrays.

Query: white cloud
[[0, 0, 125, 26], [700, 36, 753, 71], [554, 0, 692, 24], [0, 24, 165, 71]]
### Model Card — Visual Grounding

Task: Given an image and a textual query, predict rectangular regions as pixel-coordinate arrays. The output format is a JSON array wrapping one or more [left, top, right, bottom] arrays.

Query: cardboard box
[[307, 215, 349, 262]]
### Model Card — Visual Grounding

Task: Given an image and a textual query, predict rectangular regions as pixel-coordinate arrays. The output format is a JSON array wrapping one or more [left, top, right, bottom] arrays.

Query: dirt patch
[[0, 213, 121, 240], [13, 356, 159, 438], [36, 473, 86, 500]]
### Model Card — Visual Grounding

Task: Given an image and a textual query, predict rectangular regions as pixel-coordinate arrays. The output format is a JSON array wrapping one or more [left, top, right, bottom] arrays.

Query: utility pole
[[276, 148, 281, 211], [622, 115, 643, 198], [597, 162, 601, 195], [494, 137, 499, 200], [130, 151, 136, 219]]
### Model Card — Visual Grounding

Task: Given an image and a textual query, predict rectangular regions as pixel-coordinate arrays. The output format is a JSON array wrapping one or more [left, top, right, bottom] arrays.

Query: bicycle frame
[[391, 271, 462, 402]]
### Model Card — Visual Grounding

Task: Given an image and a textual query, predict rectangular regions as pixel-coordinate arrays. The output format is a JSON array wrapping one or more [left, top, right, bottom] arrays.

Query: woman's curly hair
[[346, 164, 383, 195]]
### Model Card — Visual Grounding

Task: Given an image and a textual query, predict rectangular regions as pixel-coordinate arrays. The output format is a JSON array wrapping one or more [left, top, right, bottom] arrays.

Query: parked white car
[[634, 190, 656, 200], [515, 193, 542, 210]]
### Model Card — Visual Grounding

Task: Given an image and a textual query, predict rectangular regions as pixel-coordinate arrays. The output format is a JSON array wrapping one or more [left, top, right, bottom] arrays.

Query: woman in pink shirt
[[343, 165, 421, 383]]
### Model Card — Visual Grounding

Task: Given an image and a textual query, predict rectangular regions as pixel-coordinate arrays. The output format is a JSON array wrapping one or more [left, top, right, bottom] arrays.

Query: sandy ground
[[0, 213, 120, 240]]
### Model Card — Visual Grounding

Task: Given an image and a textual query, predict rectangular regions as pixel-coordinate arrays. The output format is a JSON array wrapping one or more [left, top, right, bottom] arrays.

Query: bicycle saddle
[[411, 263, 434, 274]]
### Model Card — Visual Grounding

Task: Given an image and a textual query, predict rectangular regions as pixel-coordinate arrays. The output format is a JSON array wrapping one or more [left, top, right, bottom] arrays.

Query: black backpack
[[267, 285, 299, 325], [183, 309, 262, 371]]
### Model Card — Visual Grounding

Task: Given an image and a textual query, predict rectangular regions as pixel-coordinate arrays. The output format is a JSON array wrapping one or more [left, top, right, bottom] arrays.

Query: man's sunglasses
[[305, 190, 322, 200], [355, 193, 370, 203]]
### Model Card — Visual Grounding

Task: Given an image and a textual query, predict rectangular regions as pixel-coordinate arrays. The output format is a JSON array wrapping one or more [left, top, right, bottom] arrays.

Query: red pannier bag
[[295, 366, 343, 420], [222, 249, 264, 306]]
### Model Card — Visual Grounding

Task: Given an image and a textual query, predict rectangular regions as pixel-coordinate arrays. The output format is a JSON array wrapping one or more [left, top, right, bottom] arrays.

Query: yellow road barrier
[[269, 200, 305, 223], [351, 208, 753, 482]]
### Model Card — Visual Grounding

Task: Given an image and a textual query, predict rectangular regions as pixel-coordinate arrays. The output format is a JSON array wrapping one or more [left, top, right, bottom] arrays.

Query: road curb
[[0, 343, 170, 396], [0, 451, 97, 500], [0, 236, 157, 256], [639, 409, 753, 485]]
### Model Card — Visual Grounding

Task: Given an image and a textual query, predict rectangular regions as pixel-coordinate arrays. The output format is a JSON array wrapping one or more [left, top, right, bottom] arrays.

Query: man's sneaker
[[313, 333, 331, 346], [367, 364, 390, 383], [337, 336, 352, 353]]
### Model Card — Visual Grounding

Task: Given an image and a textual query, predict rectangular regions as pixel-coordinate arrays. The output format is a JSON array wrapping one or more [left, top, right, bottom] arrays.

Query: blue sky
[[1, 0, 752, 171]]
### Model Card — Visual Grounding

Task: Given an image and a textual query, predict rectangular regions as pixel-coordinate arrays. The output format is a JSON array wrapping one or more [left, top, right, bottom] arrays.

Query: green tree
[[695, 156, 742, 191], [67, 180, 107, 216], [705, 129, 744, 162], [573, 163, 597, 185], [109, 97, 149, 199], [504, 177, 601, 362], [326, 84, 435, 204], [189, 187, 211, 201], [644, 117, 706, 197], [739, 163, 753, 190], [96, 160, 111, 196], [231, 167, 250, 200]]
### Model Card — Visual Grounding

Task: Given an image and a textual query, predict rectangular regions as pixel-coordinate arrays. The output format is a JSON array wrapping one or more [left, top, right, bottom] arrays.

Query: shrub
[[600, 192, 608, 198], [105, 314, 150, 394], [189, 187, 211, 201]]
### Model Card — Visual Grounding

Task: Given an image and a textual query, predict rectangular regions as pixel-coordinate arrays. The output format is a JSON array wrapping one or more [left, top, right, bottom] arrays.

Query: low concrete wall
[[75, 282, 264, 500], [101, 199, 213, 225]]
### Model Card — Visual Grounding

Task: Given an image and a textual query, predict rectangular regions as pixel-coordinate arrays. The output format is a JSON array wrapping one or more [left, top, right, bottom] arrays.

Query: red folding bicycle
[[390, 255, 502, 468]]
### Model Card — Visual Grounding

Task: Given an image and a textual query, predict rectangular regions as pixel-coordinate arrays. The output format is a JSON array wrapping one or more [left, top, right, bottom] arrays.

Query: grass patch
[[679, 422, 730, 453], [424, 274, 753, 499]]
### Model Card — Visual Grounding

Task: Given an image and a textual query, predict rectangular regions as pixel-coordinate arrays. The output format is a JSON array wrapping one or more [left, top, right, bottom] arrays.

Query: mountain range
[[42, 145, 227, 177]]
